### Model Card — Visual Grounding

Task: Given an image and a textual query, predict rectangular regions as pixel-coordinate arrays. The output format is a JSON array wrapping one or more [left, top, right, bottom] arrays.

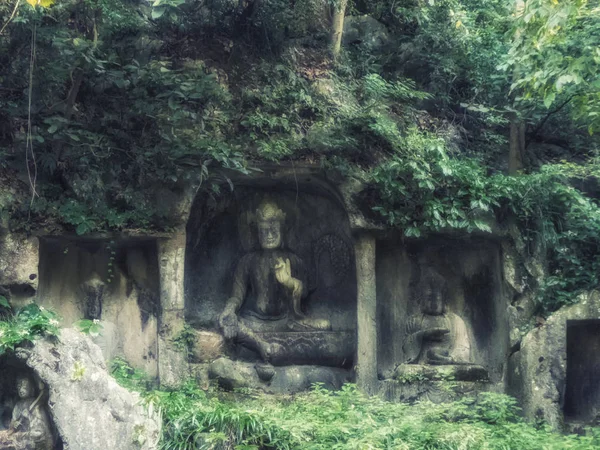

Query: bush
[[129, 381, 600, 450], [0, 303, 60, 355]]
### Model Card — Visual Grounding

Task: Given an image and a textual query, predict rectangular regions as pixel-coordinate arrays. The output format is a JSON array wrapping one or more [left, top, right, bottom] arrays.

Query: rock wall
[[376, 236, 509, 383], [0, 233, 39, 307], [508, 291, 600, 429], [185, 181, 357, 334], [4, 164, 596, 432], [37, 237, 160, 377]]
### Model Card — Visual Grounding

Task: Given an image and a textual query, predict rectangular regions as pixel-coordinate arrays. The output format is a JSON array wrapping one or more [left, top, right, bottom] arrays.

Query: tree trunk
[[330, 0, 348, 58], [508, 0, 526, 175], [508, 116, 526, 175]]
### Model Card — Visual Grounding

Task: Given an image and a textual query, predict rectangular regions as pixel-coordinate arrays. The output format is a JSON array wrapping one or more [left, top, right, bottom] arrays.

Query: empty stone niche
[[185, 178, 357, 392], [38, 236, 160, 377], [564, 319, 600, 423], [376, 237, 509, 402]]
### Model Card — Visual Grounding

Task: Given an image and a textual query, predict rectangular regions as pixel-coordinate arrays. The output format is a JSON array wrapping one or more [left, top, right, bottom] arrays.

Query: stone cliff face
[[508, 291, 600, 430], [0, 165, 597, 433]]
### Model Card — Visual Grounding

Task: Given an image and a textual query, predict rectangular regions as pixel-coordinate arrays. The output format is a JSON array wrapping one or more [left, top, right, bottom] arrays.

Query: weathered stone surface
[[0, 233, 39, 306], [256, 331, 355, 367], [376, 238, 509, 386], [16, 328, 160, 450], [355, 233, 377, 395], [208, 357, 352, 394], [189, 330, 224, 363], [402, 269, 473, 366], [38, 237, 160, 378], [158, 233, 188, 386], [502, 241, 525, 295], [503, 235, 537, 349], [380, 379, 499, 404], [393, 364, 489, 383], [187, 185, 358, 393], [158, 309, 187, 388], [509, 291, 600, 429]]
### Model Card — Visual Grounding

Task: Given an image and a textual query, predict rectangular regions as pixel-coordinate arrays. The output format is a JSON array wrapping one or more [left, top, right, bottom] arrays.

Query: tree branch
[[526, 95, 574, 147], [0, 0, 21, 37]]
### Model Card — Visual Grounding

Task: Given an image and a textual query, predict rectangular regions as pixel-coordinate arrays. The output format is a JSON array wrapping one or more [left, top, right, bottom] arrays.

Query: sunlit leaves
[[26, 0, 55, 7], [506, 0, 600, 130]]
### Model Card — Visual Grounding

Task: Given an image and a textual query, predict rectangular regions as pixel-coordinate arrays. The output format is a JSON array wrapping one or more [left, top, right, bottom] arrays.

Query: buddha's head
[[256, 200, 286, 249], [16, 375, 35, 399], [420, 270, 447, 316]]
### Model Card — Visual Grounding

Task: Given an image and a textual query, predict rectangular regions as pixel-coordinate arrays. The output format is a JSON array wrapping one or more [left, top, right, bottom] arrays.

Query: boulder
[[208, 357, 352, 394], [16, 328, 160, 450], [343, 15, 391, 51], [508, 291, 600, 429]]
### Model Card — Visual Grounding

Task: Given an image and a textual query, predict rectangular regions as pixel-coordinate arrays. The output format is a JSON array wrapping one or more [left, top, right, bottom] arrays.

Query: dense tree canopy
[[1, 0, 599, 313]]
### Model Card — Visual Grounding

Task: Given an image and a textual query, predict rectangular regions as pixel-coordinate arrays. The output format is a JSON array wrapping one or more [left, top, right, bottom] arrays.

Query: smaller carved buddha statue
[[0, 375, 54, 450], [403, 269, 471, 365], [218, 199, 330, 362]]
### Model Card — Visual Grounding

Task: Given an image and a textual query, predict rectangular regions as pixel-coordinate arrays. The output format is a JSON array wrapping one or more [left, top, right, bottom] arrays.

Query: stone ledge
[[208, 357, 353, 394], [255, 331, 355, 367], [393, 364, 489, 383]]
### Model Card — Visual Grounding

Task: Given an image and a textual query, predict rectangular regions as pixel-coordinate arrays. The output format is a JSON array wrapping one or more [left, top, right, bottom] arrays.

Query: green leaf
[[543, 91, 556, 109], [76, 223, 90, 235], [555, 74, 575, 90], [0, 296, 10, 309], [151, 6, 166, 19]]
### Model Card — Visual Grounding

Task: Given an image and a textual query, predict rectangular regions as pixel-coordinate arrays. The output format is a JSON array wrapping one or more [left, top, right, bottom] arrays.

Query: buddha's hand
[[218, 304, 239, 340], [423, 328, 450, 341], [274, 257, 297, 291]]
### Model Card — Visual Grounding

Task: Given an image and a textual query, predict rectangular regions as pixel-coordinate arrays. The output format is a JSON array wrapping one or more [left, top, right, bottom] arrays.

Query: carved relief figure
[[0, 375, 54, 450], [403, 269, 471, 365], [218, 199, 330, 361]]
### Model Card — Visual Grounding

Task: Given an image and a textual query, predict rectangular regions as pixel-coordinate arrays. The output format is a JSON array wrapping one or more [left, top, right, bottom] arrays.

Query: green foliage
[[132, 382, 600, 450], [1, 0, 249, 234], [74, 318, 103, 337], [172, 324, 196, 360], [0, 303, 60, 355], [1, 0, 599, 317], [0, 295, 10, 309], [437, 392, 521, 424], [370, 147, 600, 313], [395, 371, 427, 384], [505, 0, 600, 133], [110, 356, 156, 392], [369, 129, 497, 235], [70, 360, 86, 381]]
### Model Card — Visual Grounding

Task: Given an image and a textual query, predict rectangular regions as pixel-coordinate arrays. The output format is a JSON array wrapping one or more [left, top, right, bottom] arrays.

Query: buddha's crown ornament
[[256, 199, 286, 223]]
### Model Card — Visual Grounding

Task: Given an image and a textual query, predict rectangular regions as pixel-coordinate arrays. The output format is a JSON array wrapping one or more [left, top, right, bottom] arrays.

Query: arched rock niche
[[0, 355, 59, 449], [38, 237, 160, 377], [376, 236, 509, 400], [185, 178, 358, 391]]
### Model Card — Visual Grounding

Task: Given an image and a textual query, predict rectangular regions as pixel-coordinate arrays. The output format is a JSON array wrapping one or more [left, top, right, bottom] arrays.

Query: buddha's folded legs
[[235, 317, 286, 361]]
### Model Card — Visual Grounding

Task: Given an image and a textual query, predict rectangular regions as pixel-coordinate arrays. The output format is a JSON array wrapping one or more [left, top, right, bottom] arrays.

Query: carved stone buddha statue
[[0, 375, 54, 450], [218, 199, 330, 362], [403, 269, 471, 365]]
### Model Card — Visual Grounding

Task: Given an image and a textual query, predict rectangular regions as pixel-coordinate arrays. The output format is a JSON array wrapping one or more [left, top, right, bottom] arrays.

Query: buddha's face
[[422, 283, 446, 316], [258, 220, 282, 249], [16, 377, 34, 399]]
